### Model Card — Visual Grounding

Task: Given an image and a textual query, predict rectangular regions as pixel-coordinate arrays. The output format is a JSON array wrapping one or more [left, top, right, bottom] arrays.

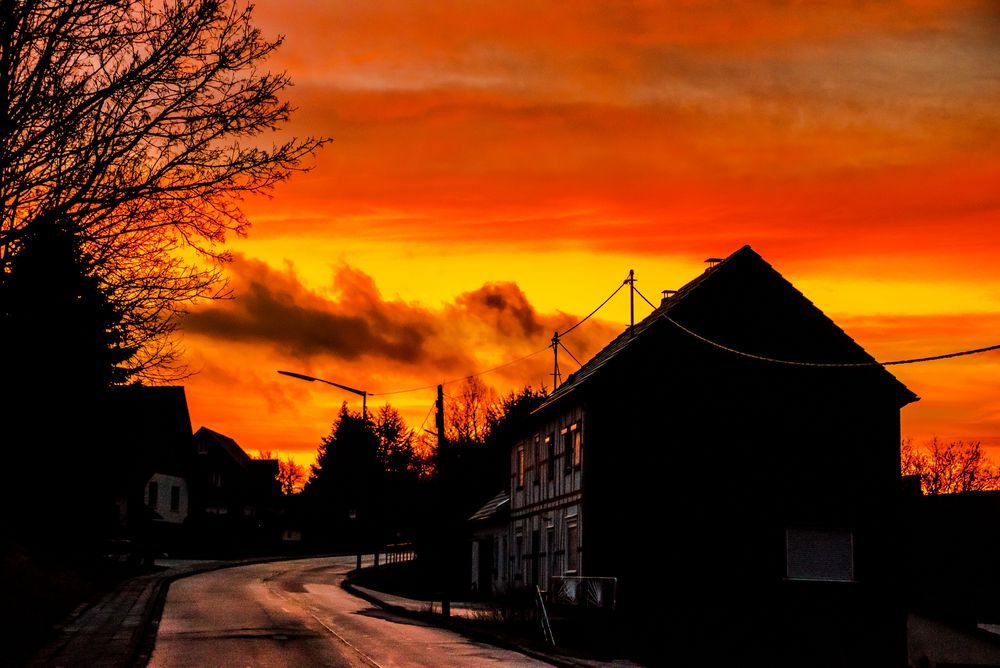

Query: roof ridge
[[534, 245, 913, 413]]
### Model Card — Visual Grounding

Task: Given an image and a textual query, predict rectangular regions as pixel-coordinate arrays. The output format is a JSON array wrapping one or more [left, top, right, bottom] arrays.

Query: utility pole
[[625, 269, 636, 337], [550, 331, 561, 390], [436, 384, 445, 447], [436, 384, 450, 618]]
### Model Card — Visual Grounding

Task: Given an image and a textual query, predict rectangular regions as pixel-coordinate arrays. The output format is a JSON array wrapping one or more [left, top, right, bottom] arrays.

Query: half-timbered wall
[[502, 404, 585, 591]]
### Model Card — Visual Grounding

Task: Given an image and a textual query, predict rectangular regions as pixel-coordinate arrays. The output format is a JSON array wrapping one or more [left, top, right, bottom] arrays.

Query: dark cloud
[[185, 257, 452, 366], [454, 282, 544, 337], [184, 255, 624, 384]]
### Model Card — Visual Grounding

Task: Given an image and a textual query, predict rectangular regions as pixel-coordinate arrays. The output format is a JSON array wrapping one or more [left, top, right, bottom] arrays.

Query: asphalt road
[[147, 555, 552, 667]]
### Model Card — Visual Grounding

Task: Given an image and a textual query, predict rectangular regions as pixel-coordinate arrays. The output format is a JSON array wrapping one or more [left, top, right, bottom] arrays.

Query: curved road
[[148, 556, 551, 667]]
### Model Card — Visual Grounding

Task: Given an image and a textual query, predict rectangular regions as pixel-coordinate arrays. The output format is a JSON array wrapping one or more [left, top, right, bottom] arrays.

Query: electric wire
[[632, 285, 1000, 368], [371, 345, 551, 396], [330, 275, 627, 398], [558, 340, 583, 367], [417, 400, 437, 433], [558, 280, 626, 337], [295, 274, 1000, 402]]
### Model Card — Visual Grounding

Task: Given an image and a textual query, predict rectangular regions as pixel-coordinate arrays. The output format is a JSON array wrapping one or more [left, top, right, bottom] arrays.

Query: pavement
[[25, 557, 281, 668], [26, 556, 641, 668]]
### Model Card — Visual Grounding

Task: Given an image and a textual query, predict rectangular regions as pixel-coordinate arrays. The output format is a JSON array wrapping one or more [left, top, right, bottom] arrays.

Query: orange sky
[[180, 1, 1000, 468]]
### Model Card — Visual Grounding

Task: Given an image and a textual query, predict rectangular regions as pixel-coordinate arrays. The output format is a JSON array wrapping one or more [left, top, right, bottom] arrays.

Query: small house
[[479, 245, 917, 665]]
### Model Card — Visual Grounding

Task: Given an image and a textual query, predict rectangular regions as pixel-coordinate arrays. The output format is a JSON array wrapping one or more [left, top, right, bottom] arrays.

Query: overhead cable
[[559, 280, 626, 337], [632, 285, 1000, 368], [373, 345, 551, 396]]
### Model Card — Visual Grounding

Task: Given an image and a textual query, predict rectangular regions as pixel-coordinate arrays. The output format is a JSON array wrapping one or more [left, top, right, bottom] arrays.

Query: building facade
[[472, 245, 917, 666]]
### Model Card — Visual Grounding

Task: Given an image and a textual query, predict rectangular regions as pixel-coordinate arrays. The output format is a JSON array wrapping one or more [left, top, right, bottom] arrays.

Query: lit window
[[571, 423, 582, 468], [516, 445, 525, 489], [786, 528, 854, 582]]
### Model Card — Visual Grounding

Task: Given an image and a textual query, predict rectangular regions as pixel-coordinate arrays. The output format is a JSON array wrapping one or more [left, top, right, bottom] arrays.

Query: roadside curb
[[340, 572, 597, 668]]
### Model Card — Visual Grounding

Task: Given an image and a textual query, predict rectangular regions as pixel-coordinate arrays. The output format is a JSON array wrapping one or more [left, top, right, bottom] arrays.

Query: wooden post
[[436, 384, 450, 618], [628, 269, 635, 337], [551, 331, 560, 389]]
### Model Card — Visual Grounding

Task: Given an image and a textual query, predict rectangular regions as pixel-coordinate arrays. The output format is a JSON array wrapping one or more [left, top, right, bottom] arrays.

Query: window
[[146, 481, 158, 508], [562, 429, 573, 473], [170, 485, 181, 512], [212, 472, 223, 488], [493, 540, 500, 579], [566, 520, 579, 573], [516, 445, 525, 489], [546, 527, 555, 585], [533, 436, 540, 484], [571, 423, 582, 468], [786, 528, 854, 582], [545, 434, 555, 481], [515, 534, 524, 581], [501, 535, 508, 581]]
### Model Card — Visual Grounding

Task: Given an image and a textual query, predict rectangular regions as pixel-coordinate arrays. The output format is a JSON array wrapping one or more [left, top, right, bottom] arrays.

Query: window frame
[[785, 527, 855, 583], [515, 444, 525, 490]]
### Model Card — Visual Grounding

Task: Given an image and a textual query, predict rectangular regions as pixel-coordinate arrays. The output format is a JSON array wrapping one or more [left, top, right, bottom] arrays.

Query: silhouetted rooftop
[[535, 244, 918, 413]]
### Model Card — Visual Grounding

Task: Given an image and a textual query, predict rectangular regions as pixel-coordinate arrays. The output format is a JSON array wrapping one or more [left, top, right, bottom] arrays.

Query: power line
[[417, 400, 437, 433], [372, 345, 551, 397], [375, 274, 627, 396], [559, 280, 626, 338], [558, 340, 583, 367], [322, 274, 1000, 401], [632, 284, 1000, 368]]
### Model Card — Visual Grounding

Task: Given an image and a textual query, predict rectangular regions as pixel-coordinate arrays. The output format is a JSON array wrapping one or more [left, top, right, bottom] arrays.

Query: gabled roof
[[535, 245, 917, 413], [106, 385, 194, 479], [193, 426, 253, 470], [469, 491, 510, 522]]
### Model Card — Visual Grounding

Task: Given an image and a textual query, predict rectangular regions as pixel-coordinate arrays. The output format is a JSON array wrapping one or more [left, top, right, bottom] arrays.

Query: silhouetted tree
[[276, 458, 307, 496], [0, 223, 131, 544], [0, 224, 133, 390], [445, 377, 498, 446], [0, 0, 325, 380], [303, 404, 381, 548], [902, 438, 1000, 495], [373, 404, 422, 473], [256, 450, 305, 495]]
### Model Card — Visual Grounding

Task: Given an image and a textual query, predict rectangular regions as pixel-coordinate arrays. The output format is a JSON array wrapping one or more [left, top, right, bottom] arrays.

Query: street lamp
[[278, 369, 371, 567], [277, 370, 368, 420]]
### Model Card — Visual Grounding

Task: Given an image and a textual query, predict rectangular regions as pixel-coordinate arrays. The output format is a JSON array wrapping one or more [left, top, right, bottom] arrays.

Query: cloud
[[184, 257, 440, 365], [184, 255, 620, 385], [453, 282, 545, 338]]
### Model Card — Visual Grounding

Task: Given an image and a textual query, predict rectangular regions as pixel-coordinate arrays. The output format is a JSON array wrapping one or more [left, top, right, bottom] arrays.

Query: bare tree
[[901, 438, 1000, 495], [0, 0, 325, 380], [445, 377, 498, 445], [277, 457, 306, 496], [255, 449, 305, 495]]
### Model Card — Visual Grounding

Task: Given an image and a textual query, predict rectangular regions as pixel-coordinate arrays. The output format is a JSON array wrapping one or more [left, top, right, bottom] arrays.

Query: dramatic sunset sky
[[180, 1, 1000, 468]]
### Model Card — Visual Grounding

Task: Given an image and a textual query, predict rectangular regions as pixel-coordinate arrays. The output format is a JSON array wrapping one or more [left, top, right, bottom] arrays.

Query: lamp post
[[277, 370, 368, 420], [278, 370, 370, 567]]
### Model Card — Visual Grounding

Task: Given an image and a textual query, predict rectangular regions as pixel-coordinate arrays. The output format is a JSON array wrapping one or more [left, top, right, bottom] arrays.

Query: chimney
[[660, 289, 677, 307]]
